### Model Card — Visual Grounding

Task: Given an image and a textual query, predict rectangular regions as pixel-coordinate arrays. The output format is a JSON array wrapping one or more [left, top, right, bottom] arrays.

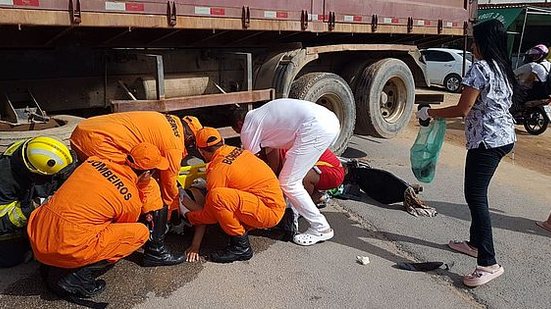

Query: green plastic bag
[[410, 118, 446, 183]]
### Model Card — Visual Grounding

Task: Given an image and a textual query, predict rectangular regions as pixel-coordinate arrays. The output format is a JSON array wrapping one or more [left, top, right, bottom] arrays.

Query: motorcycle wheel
[[523, 108, 549, 135]]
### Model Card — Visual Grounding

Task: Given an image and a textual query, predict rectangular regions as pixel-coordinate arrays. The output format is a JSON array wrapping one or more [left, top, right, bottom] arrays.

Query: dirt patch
[[420, 89, 551, 177], [0, 227, 276, 308]]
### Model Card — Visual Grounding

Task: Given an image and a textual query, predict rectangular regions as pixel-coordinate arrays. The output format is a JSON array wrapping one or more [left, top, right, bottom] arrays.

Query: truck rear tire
[[289, 72, 356, 155], [0, 115, 84, 152], [354, 58, 415, 138]]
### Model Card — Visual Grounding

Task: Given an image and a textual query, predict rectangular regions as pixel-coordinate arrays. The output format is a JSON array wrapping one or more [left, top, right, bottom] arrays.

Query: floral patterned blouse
[[461, 60, 516, 150]]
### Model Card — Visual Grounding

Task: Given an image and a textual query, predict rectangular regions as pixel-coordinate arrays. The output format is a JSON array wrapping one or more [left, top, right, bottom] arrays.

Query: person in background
[[232, 99, 340, 246], [70, 111, 202, 265], [514, 44, 551, 101], [416, 19, 518, 287], [0, 137, 76, 268], [182, 127, 286, 263], [27, 143, 179, 299]]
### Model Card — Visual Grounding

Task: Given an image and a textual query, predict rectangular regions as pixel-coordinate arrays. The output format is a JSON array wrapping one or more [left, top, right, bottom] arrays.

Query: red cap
[[126, 142, 169, 171], [195, 127, 223, 148]]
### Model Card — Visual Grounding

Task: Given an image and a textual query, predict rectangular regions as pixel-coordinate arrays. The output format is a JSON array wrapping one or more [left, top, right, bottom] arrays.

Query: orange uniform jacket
[[187, 145, 286, 234], [27, 157, 155, 268], [70, 111, 185, 210]]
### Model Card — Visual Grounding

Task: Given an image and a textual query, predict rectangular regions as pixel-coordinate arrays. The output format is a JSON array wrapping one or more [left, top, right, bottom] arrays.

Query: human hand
[[415, 107, 430, 121], [185, 246, 200, 262]]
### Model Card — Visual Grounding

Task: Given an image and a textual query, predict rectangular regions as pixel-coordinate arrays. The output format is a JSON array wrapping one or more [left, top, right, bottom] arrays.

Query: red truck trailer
[[0, 0, 476, 153]]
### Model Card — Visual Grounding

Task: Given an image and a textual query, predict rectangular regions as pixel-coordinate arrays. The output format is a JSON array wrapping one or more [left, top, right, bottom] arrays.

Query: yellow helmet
[[21, 137, 73, 175]]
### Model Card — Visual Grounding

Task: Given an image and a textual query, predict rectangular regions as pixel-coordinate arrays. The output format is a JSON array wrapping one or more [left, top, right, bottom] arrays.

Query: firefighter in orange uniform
[[27, 142, 184, 299], [70, 111, 203, 211], [183, 127, 286, 263]]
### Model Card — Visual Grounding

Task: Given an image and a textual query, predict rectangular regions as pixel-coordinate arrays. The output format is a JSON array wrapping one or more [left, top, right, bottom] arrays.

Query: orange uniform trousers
[[187, 187, 284, 236], [29, 206, 149, 268]]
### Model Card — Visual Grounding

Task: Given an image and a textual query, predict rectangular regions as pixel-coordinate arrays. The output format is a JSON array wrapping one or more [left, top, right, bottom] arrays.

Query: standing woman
[[416, 19, 518, 287]]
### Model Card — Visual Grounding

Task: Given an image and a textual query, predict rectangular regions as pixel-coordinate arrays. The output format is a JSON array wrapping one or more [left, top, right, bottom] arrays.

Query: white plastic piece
[[356, 255, 370, 265]]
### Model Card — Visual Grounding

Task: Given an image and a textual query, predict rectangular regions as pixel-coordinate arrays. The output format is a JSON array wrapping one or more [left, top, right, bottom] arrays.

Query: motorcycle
[[512, 98, 551, 135]]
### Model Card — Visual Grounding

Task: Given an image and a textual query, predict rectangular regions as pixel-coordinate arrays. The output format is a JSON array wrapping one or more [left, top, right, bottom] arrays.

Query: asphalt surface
[[1, 122, 550, 308]]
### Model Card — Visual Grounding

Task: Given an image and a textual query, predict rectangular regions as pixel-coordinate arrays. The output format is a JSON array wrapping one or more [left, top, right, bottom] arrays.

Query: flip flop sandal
[[448, 240, 478, 258], [293, 228, 334, 246], [536, 221, 551, 233]]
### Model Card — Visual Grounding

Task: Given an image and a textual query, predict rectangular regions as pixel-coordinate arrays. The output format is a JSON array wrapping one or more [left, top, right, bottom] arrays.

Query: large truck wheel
[[354, 59, 415, 138], [289, 72, 356, 155], [0, 115, 84, 152]]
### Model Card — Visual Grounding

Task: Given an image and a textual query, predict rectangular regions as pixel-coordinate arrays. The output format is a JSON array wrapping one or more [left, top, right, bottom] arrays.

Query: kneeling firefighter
[[183, 128, 286, 263], [27, 142, 184, 299], [0, 137, 76, 268]]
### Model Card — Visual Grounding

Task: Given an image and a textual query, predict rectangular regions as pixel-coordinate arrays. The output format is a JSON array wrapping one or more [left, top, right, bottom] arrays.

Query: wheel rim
[[526, 111, 545, 131], [446, 77, 460, 92], [317, 93, 343, 121], [379, 76, 407, 124]]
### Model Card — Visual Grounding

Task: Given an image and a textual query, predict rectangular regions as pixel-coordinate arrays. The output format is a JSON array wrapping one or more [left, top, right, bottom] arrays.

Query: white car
[[421, 48, 473, 92]]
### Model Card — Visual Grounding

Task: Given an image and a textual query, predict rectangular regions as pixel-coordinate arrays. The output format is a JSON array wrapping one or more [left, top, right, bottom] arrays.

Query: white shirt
[[515, 60, 551, 87], [240, 98, 334, 154]]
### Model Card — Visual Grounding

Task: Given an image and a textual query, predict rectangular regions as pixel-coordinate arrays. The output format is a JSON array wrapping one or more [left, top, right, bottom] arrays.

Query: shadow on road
[[429, 201, 550, 237], [341, 146, 368, 159], [335, 187, 549, 238], [322, 211, 465, 288], [0, 227, 276, 308]]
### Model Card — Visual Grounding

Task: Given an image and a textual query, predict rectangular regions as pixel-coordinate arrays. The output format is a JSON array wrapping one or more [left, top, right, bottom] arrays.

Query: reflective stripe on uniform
[[3, 140, 25, 156], [0, 200, 27, 228], [315, 161, 336, 168]]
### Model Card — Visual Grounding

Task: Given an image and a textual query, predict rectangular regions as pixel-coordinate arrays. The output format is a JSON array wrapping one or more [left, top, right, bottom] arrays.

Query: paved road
[[1, 123, 550, 308]]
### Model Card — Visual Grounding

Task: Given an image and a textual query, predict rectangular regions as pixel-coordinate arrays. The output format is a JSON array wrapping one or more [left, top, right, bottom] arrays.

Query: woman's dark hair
[[473, 19, 523, 104]]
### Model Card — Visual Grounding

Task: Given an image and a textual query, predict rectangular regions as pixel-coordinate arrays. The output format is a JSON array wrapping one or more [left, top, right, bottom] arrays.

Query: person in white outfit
[[514, 44, 551, 101], [231, 98, 340, 246]]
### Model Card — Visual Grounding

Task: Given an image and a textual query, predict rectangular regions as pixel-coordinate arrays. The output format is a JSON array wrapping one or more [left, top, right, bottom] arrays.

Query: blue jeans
[[464, 143, 514, 267]]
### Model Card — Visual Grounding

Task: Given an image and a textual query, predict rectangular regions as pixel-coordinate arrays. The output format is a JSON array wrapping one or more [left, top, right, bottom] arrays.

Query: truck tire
[[289, 72, 356, 155], [340, 60, 376, 92], [0, 115, 84, 151], [354, 59, 415, 138]]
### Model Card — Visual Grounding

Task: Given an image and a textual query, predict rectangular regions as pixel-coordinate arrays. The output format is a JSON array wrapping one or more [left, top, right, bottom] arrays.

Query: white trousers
[[279, 114, 340, 232]]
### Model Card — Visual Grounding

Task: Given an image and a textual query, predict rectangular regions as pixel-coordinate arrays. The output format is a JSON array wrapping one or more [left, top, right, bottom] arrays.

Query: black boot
[[143, 206, 185, 267], [275, 208, 297, 242], [210, 233, 253, 263], [45, 264, 107, 298]]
